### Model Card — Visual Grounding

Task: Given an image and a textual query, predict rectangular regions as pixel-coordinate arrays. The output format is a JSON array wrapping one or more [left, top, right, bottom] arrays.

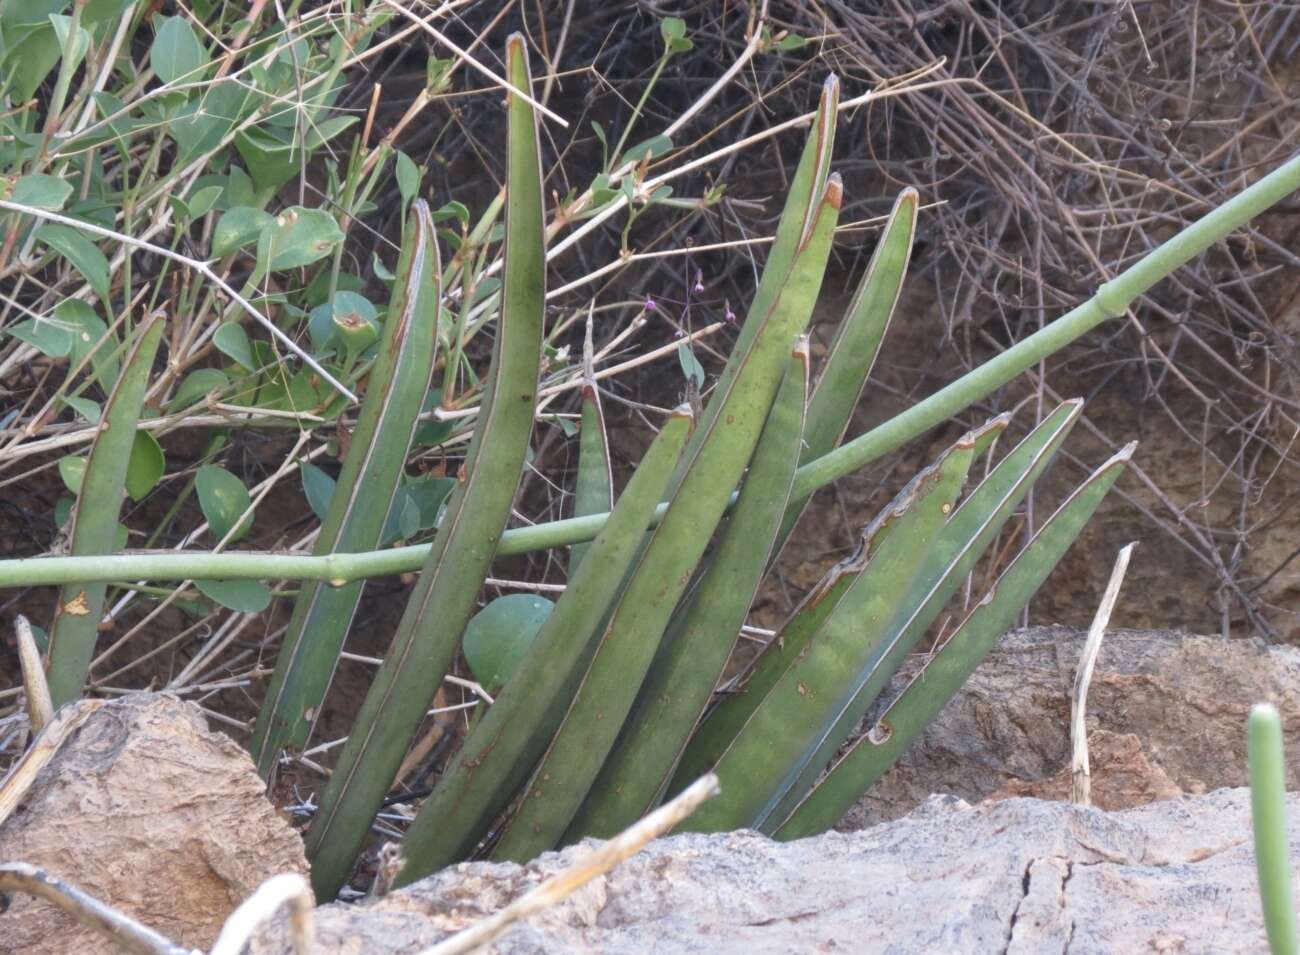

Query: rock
[[845, 626, 1300, 829], [249, 788, 1288, 954], [992, 729, 1184, 807], [0, 694, 307, 954]]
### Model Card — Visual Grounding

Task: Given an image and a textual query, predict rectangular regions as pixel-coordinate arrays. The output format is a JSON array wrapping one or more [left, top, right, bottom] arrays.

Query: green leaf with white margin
[[757, 405, 1082, 827], [463, 594, 555, 691], [35, 224, 110, 302], [249, 200, 442, 783], [491, 175, 843, 863], [772, 443, 1135, 840], [574, 340, 810, 835], [150, 15, 208, 84], [195, 464, 253, 543], [774, 188, 918, 552], [194, 579, 272, 613]]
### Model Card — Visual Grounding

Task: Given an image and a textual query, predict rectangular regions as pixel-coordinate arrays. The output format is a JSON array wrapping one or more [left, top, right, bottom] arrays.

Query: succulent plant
[[10, 27, 1300, 905]]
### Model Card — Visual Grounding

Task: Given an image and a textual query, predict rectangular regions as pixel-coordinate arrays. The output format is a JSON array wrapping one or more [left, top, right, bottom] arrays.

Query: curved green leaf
[[491, 176, 842, 863], [569, 378, 611, 573], [773, 445, 1132, 839], [36, 224, 110, 302], [775, 187, 917, 550], [395, 408, 694, 885], [572, 339, 810, 836], [759, 404, 1082, 826], [125, 430, 165, 502], [151, 15, 208, 84], [305, 36, 546, 900], [680, 423, 983, 833], [1248, 703, 1300, 955], [213, 206, 274, 258], [250, 201, 442, 780], [261, 207, 345, 272], [7, 173, 72, 211], [195, 578, 272, 613], [45, 318, 164, 707]]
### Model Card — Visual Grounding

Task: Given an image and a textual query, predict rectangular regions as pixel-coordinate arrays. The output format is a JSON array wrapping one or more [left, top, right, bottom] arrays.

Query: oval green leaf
[[8, 173, 73, 210], [194, 578, 272, 613], [463, 593, 555, 691], [125, 430, 165, 502], [263, 207, 345, 272], [212, 205, 274, 257], [58, 455, 87, 494], [151, 15, 208, 84], [36, 224, 110, 302], [195, 464, 253, 543], [213, 322, 255, 370]]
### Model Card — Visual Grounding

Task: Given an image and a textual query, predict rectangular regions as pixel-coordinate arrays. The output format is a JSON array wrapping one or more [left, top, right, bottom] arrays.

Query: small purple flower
[[693, 269, 704, 294], [643, 295, 657, 312], [724, 298, 737, 324]]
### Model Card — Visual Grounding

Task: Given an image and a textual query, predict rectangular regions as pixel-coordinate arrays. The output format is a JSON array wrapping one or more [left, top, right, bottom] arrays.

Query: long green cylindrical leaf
[[249, 201, 441, 779], [676, 76, 837, 472], [46, 317, 164, 707], [393, 408, 693, 886], [681, 423, 989, 833], [570, 339, 810, 836], [775, 187, 917, 549], [1248, 703, 1300, 955], [568, 378, 611, 574], [772, 444, 1133, 839], [489, 177, 843, 863], [305, 34, 545, 901], [759, 401, 1084, 826]]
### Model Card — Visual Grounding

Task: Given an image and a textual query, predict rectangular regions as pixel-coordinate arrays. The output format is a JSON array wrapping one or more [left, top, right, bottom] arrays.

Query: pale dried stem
[[1071, 542, 1137, 806], [208, 873, 314, 955], [14, 615, 53, 734]]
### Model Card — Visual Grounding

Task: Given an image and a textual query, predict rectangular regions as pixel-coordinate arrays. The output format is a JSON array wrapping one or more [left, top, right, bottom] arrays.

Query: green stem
[[1249, 703, 1300, 955], [608, 53, 670, 169], [5, 151, 1300, 591]]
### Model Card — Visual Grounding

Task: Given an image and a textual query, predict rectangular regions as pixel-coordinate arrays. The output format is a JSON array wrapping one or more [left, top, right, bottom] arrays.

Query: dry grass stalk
[[14, 614, 52, 734], [1071, 542, 1137, 806], [208, 872, 314, 955]]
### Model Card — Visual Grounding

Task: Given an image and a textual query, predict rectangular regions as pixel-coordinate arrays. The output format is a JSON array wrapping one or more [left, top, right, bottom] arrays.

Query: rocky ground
[[2, 627, 1297, 953]]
